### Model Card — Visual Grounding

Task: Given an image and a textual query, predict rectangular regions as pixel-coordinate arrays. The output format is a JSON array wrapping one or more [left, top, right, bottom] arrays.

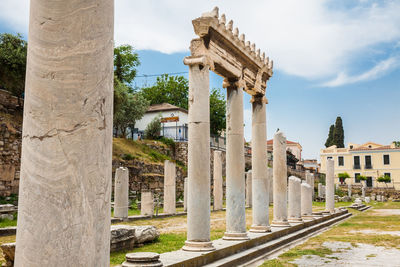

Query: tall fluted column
[[250, 95, 270, 233], [15, 0, 114, 265], [114, 167, 129, 218], [182, 56, 214, 251], [246, 171, 252, 207], [325, 159, 335, 213], [288, 176, 303, 223], [213, 151, 223, 211], [223, 79, 248, 240], [271, 131, 290, 228]]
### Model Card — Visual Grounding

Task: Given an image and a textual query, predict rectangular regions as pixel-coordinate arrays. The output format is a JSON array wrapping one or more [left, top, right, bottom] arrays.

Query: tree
[[332, 116, 344, 148], [338, 172, 350, 184], [114, 44, 140, 86], [325, 124, 335, 147], [0, 33, 27, 103], [145, 115, 161, 140], [140, 75, 226, 135], [114, 79, 149, 137], [377, 175, 391, 188], [393, 141, 400, 148]]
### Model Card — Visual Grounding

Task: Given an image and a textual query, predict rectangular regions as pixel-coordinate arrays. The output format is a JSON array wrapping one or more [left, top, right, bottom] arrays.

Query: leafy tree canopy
[[114, 44, 140, 86], [325, 124, 335, 147], [377, 175, 391, 184], [0, 33, 27, 99], [393, 141, 400, 148], [338, 172, 350, 179]]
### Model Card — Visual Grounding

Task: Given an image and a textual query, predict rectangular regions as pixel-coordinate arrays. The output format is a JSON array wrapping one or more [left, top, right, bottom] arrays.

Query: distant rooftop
[[147, 103, 188, 113], [267, 139, 300, 145]]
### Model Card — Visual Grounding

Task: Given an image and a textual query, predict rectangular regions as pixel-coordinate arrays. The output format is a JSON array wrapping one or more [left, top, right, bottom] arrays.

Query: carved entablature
[[188, 7, 273, 96]]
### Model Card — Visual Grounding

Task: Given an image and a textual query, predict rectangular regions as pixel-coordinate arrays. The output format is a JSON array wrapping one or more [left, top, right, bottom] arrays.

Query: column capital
[[222, 78, 246, 89], [250, 95, 268, 104], [183, 56, 214, 70]]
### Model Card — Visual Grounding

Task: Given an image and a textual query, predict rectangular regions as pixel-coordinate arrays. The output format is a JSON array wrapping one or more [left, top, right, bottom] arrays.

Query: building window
[[353, 156, 360, 169], [384, 173, 391, 183], [350, 145, 353, 149], [383, 155, 390, 165], [338, 156, 344, 166], [365, 155, 372, 169], [355, 173, 361, 183]]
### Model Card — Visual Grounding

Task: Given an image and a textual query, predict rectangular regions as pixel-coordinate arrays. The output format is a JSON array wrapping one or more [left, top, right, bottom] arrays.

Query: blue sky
[[0, 0, 399, 159]]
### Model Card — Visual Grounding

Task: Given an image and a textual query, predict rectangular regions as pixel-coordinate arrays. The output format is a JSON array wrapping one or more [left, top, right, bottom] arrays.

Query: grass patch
[[280, 247, 333, 261], [259, 259, 295, 267], [366, 254, 377, 258]]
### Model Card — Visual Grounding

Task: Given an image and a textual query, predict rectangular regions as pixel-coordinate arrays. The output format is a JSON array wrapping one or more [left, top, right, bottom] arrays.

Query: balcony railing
[[365, 164, 373, 169], [353, 164, 361, 170]]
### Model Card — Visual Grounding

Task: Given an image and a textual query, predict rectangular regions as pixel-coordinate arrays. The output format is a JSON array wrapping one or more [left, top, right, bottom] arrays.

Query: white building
[[135, 103, 188, 140]]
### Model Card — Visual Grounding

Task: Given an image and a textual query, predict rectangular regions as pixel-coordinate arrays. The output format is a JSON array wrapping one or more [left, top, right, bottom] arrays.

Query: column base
[[301, 215, 315, 221], [322, 210, 333, 215], [223, 232, 249, 241], [249, 225, 271, 233], [182, 241, 215, 252], [288, 217, 304, 224], [271, 220, 291, 228]]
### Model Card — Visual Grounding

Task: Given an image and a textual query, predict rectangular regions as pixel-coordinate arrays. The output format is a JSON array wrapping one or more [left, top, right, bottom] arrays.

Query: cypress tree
[[333, 116, 344, 148], [325, 124, 335, 147]]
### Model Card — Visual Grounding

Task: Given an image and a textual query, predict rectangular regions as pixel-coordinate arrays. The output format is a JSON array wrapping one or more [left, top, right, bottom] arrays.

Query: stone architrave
[[318, 183, 323, 198], [184, 178, 188, 212], [288, 176, 303, 224], [250, 95, 270, 233], [223, 79, 248, 240], [348, 183, 352, 198], [164, 160, 176, 214], [268, 168, 273, 204], [182, 57, 214, 251], [213, 151, 223, 211], [14, 1, 114, 265], [271, 131, 290, 228], [141, 191, 154, 216], [301, 182, 314, 220], [245, 171, 252, 207], [325, 159, 335, 214], [114, 167, 129, 218]]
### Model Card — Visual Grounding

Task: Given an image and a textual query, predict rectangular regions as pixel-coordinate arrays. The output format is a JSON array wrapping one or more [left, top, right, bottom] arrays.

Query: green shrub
[[159, 136, 175, 148], [122, 153, 134, 160], [145, 116, 161, 140]]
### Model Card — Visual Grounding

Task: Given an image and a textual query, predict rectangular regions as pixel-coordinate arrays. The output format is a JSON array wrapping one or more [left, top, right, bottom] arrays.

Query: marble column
[[182, 57, 214, 251], [288, 176, 303, 224], [362, 186, 366, 198], [164, 160, 176, 214], [141, 191, 154, 216], [246, 171, 252, 207], [318, 183, 323, 198], [348, 183, 352, 197], [268, 168, 273, 204], [301, 181, 314, 220], [184, 178, 188, 212], [305, 171, 314, 201], [114, 167, 129, 218], [15, 0, 114, 265], [213, 151, 223, 211], [322, 185, 326, 197], [271, 131, 290, 228], [325, 159, 335, 213], [223, 79, 248, 240], [250, 95, 270, 233]]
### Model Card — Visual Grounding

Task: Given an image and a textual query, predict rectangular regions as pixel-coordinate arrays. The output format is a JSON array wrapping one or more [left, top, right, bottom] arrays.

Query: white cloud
[[321, 56, 400, 87], [1, 0, 400, 83]]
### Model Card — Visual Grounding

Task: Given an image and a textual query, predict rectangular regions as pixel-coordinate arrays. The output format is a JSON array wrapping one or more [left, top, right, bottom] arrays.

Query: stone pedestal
[[301, 182, 314, 221], [223, 80, 248, 240], [122, 252, 163, 267], [288, 176, 303, 224], [213, 151, 223, 211], [114, 167, 129, 218], [141, 191, 154, 216], [164, 160, 176, 214], [184, 178, 188, 212], [348, 183, 351, 197], [245, 171, 252, 207], [325, 159, 335, 214], [14, 1, 114, 265], [249, 95, 270, 233], [182, 58, 214, 251], [271, 131, 290, 228]]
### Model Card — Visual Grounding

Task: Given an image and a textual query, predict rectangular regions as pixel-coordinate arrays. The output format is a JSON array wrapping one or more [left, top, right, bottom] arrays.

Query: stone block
[[0, 165, 15, 182]]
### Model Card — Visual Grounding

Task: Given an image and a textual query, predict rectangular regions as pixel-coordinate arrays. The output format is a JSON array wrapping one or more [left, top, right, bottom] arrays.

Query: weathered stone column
[[318, 183, 323, 198], [348, 183, 351, 197], [184, 178, 188, 212], [141, 191, 154, 216], [362, 186, 366, 198], [250, 95, 270, 233], [271, 131, 290, 228], [164, 160, 176, 214], [288, 176, 303, 223], [213, 151, 223, 211], [182, 57, 214, 251], [301, 182, 314, 220], [223, 79, 248, 240], [246, 171, 252, 207], [325, 159, 335, 213], [114, 167, 129, 218], [15, 0, 114, 265], [268, 167, 273, 204]]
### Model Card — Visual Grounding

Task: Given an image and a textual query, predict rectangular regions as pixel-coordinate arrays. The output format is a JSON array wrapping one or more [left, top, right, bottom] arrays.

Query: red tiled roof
[[267, 139, 298, 145], [147, 103, 188, 113]]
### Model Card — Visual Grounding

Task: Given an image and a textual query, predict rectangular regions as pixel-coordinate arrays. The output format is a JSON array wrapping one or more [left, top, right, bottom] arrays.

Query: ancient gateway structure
[[183, 7, 273, 251]]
